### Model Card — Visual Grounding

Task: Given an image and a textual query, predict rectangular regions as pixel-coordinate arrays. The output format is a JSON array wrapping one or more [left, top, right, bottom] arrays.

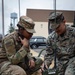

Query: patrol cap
[[49, 12, 64, 30], [17, 16, 36, 33]]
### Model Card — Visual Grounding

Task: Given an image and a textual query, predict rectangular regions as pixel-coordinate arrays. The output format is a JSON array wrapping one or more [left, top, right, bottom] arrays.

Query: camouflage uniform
[[0, 16, 43, 75], [44, 12, 75, 75]]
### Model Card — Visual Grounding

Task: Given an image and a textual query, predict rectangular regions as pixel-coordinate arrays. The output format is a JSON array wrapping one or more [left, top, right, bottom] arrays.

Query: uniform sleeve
[[44, 36, 54, 67], [3, 38, 28, 64], [27, 52, 33, 60]]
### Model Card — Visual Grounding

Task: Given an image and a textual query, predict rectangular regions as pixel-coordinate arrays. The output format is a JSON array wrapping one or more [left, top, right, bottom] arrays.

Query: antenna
[[2, 0, 4, 37], [54, 0, 57, 69]]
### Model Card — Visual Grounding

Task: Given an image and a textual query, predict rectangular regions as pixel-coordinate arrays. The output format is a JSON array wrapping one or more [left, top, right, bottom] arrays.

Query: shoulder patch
[[4, 39, 14, 47]]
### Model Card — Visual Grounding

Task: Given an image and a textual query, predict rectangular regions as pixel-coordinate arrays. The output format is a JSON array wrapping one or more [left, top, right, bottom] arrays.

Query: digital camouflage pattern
[[0, 34, 7, 63], [49, 12, 64, 30], [0, 31, 43, 75], [18, 16, 36, 33], [0, 16, 42, 75], [44, 25, 75, 75], [0, 31, 29, 75]]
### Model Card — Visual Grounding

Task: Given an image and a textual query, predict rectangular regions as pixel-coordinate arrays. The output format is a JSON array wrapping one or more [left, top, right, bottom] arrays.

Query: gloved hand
[[41, 63, 48, 71]]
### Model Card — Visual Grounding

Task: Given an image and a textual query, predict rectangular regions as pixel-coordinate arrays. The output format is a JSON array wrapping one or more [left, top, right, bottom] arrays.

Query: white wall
[[66, 22, 73, 26], [33, 22, 48, 38], [33, 22, 73, 38]]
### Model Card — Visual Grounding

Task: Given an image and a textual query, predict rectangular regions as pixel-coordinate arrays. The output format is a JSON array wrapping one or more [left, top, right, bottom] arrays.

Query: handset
[[18, 32, 25, 39]]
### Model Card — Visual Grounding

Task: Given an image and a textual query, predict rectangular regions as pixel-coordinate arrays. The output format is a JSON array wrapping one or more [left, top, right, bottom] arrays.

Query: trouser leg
[[1, 65, 27, 75], [65, 63, 75, 75]]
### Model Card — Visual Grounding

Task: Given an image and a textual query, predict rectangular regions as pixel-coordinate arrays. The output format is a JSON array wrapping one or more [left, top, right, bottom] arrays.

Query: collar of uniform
[[56, 25, 69, 41]]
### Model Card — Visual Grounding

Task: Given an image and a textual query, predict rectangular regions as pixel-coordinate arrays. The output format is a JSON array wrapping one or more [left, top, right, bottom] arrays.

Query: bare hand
[[41, 63, 48, 71], [19, 37, 29, 48], [29, 59, 35, 68]]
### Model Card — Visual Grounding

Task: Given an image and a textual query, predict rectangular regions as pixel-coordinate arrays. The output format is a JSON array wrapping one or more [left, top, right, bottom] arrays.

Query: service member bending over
[[0, 16, 43, 75], [42, 12, 75, 75]]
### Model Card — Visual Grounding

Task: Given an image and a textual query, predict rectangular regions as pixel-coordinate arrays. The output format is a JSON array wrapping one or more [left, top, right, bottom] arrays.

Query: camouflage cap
[[49, 12, 64, 30], [18, 16, 36, 33]]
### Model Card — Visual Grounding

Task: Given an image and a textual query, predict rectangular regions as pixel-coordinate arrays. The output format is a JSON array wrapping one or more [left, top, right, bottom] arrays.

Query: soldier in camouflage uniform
[[0, 16, 43, 75], [42, 12, 75, 75]]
